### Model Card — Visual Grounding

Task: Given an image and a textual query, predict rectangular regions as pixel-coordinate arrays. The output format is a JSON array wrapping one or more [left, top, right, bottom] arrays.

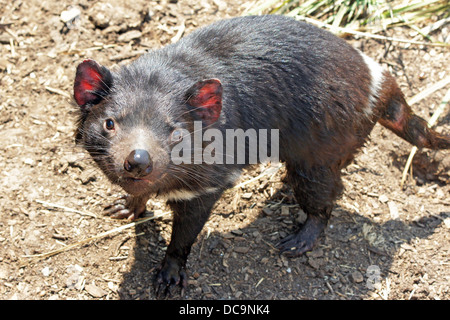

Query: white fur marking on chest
[[164, 187, 219, 201], [359, 52, 384, 117]]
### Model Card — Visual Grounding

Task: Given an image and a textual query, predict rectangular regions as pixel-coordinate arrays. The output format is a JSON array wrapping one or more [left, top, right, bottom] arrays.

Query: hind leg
[[277, 164, 343, 257]]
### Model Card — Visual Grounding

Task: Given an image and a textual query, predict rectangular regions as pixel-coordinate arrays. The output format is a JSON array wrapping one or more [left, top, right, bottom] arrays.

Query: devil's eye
[[171, 129, 183, 142], [104, 118, 115, 131]]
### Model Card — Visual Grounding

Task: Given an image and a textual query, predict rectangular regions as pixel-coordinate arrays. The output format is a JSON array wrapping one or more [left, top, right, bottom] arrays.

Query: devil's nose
[[124, 149, 152, 176]]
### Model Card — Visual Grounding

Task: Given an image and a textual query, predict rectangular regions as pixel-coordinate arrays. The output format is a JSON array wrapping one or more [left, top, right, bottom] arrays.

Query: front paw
[[154, 256, 188, 298], [276, 215, 326, 257], [103, 194, 147, 220]]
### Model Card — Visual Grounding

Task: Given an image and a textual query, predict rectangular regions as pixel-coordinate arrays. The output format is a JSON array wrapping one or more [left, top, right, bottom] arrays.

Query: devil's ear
[[185, 79, 223, 126], [74, 59, 113, 107]]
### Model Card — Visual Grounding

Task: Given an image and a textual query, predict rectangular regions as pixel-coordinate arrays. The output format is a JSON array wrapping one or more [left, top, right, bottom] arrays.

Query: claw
[[104, 203, 125, 213], [276, 216, 326, 257], [103, 194, 147, 220], [104, 202, 134, 220], [277, 234, 315, 257], [104, 194, 128, 207], [154, 257, 188, 299]]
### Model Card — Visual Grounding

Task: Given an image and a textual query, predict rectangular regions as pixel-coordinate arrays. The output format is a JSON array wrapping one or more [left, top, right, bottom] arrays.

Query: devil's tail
[[377, 74, 449, 150]]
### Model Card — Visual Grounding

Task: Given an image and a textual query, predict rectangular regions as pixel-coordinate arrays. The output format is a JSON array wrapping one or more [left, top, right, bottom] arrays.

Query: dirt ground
[[0, 0, 449, 300]]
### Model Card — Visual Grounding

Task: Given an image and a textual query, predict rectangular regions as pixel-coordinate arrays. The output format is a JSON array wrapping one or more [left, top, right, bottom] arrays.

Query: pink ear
[[186, 79, 223, 126], [74, 59, 112, 106]]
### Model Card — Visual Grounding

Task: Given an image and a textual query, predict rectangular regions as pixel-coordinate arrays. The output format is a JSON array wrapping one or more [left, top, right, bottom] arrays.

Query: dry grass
[[246, 0, 450, 45]]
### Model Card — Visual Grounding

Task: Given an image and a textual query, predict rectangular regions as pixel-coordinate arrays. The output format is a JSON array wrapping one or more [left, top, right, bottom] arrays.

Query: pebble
[[241, 192, 253, 199], [41, 266, 52, 277], [234, 246, 250, 254], [306, 248, 323, 259], [281, 206, 289, 216], [351, 271, 364, 283], [118, 30, 142, 43], [90, 12, 109, 29], [444, 218, 450, 229], [79, 170, 96, 184], [378, 194, 389, 203], [85, 282, 107, 298], [213, 0, 227, 11], [0, 266, 9, 280], [231, 229, 243, 236], [23, 158, 35, 166], [262, 207, 273, 216], [308, 258, 323, 270], [388, 201, 399, 219], [60, 7, 81, 24]]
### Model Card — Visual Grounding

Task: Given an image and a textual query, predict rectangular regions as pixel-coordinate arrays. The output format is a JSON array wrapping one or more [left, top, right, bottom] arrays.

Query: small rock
[[23, 158, 35, 166], [378, 194, 389, 203], [60, 7, 81, 25], [222, 232, 234, 239], [85, 282, 107, 298], [213, 0, 227, 11], [107, 282, 116, 291], [308, 258, 324, 270], [351, 271, 364, 283], [42, 266, 52, 277], [90, 12, 110, 29], [231, 229, 243, 236], [444, 218, 450, 229], [306, 248, 323, 259], [388, 201, 399, 219], [241, 192, 253, 199], [261, 257, 269, 264], [281, 206, 289, 216], [118, 30, 142, 43], [234, 246, 250, 254], [0, 266, 9, 280], [79, 170, 96, 184]]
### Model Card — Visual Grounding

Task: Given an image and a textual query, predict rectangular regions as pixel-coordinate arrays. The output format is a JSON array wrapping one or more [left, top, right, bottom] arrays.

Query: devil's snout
[[124, 149, 153, 177]]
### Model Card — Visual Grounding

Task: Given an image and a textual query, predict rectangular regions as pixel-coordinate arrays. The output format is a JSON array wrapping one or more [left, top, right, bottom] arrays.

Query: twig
[[401, 88, 450, 188], [5, 27, 19, 42], [255, 277, 265, 288], [293, 16, 450, 47], [45, 86, 72, 100], [407, 76, 450, 106], [233, 163, 283, 189], [36, 199, 97, 218], [9, 38, 16, 57], [20, 210, 171, 266], [171, 19, 186, 43], [57, 44, 117, 56]]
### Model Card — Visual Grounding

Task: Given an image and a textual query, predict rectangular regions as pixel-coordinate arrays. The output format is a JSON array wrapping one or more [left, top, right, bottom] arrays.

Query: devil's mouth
[[121, 172, 167, 185], [121, 177, 152, 187], [129, 177, 151, 182]]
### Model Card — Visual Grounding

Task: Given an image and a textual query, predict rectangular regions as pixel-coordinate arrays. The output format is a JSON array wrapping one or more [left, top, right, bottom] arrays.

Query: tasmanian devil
[[73, 15, 449, 295]]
